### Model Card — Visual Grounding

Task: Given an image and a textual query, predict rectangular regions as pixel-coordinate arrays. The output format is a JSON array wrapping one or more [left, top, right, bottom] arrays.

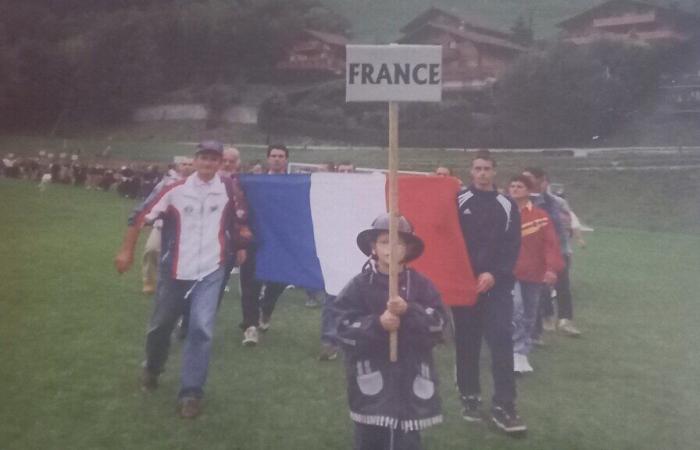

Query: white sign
[[346, 45, 442, 102]]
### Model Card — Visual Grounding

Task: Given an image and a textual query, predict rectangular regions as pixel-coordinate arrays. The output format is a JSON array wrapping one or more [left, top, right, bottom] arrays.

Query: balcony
[[593, 12, 656, 28]]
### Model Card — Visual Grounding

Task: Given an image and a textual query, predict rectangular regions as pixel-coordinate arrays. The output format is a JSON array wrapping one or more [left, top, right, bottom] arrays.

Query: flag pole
[[388, 100, 399, 362]]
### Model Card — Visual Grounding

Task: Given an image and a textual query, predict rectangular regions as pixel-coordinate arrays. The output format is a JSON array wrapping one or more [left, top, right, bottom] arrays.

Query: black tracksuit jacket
[[456, 185, 521, 287]]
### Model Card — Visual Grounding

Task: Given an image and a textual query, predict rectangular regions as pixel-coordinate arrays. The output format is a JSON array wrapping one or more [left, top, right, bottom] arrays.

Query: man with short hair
[[114, 140, 251, 419], [522, 167, 581, 337], [266, 144, 288, 174], [508, 175, 564, 373], [220, 146, 241, 176], [238, 144, 290, 345], [453, 150, 525, 435], [434, 166, 452, 177]]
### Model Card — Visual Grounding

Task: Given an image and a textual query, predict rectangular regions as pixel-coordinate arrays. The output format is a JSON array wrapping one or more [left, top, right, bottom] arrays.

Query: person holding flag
[[335, 213, 445, 450], [453, 150, 525, 435]]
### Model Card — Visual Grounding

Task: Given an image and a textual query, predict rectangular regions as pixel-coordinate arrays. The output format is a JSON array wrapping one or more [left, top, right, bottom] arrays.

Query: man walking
[[114, 140, 251, 418], [239, 144, 290, 345], [508, 175, 563, 373], [522, 167, 582, 337], [453, 150, 525, 435]]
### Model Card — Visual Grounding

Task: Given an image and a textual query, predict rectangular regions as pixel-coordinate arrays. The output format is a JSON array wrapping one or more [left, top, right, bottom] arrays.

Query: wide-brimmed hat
[[356, 213, 424, 263]]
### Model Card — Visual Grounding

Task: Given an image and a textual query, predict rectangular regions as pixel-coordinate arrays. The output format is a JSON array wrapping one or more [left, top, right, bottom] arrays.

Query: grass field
[[1, 176, 699, 450]]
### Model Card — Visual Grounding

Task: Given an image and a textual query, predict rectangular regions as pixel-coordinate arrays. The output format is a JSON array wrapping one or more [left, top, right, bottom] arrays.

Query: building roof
[[398, 21, 527, 52], [400, 6, 513, 41], [557, 0, 700, 30], [302, 29, 349, 47]]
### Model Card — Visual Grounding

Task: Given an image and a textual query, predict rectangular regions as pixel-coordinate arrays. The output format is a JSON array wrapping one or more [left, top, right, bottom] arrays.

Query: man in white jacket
[[115, 140, 251, 419]]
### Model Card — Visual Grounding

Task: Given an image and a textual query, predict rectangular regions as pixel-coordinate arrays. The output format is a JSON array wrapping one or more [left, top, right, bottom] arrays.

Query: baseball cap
[[196, 140, 224, 156]]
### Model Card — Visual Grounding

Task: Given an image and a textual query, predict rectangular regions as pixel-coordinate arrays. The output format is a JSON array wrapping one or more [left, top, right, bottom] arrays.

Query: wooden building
[[558, 0, 700, 46], [276, 29, 349, 79], [397, 7, 528, 90]]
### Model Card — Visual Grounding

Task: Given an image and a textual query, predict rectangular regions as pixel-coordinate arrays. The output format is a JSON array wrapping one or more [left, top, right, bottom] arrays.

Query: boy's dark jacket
[[335, 264, 445, 432]]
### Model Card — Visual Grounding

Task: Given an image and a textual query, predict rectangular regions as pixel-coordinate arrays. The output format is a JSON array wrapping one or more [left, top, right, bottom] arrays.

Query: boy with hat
[[114, 140, 251, 418], [334, 213, 445, 450]]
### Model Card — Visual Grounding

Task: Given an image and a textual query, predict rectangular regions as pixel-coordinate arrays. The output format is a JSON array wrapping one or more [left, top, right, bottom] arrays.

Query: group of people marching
[[108, 140, 584, 449]]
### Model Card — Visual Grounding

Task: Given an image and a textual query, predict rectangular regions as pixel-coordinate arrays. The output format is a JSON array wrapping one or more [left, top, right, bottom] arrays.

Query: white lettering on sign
[[346, 45, 442, 102]]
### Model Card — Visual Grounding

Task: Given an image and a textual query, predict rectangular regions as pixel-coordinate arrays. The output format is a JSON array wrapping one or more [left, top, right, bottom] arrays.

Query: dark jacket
[[335, 264, 444, 432], [457, 185, 521, 286]]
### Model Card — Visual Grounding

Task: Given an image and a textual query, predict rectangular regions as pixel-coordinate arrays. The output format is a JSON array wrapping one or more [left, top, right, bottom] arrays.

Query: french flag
[[239, 173, 477, 306]]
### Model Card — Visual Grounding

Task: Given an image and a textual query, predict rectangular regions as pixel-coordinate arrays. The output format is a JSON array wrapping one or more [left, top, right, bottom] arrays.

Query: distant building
[[397, 7, 528, 91], [276, 29, 349, 79], [558, 0, 700, 46]]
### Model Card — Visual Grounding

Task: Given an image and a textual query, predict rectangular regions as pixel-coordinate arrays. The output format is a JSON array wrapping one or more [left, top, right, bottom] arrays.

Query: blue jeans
[[144, 266, 225, 399], [512, 281, 543, 355], [320, 294, 338, 346]]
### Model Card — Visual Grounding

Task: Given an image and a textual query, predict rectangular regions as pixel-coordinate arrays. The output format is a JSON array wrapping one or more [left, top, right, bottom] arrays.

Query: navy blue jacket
[[335, 265, 445, 431], [457, 185, 521, 286]]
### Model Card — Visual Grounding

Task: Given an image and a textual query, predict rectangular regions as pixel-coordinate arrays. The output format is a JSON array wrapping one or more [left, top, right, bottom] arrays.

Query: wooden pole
[[388, 101, 399, 362]]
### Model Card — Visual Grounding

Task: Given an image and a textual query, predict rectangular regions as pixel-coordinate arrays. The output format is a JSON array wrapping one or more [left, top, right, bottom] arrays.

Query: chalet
[[276, 29, 348, 79], [397, 7, 528, 90], [558, 0, 700, 46]]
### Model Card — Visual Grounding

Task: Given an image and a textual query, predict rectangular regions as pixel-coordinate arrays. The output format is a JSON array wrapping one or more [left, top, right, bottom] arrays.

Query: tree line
[[0, 0, 349, 131]]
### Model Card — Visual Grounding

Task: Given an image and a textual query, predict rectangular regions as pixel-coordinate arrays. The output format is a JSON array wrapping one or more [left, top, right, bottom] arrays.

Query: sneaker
[[542, 316, 557, 332], [258, 312, 271, 332], [460, 395, 483, 422], [178, 396, 202, 419], [491, 405, 527, 435], [557, 319, 581, 337], [142, 284, 155, 295], [532, 337, 546, 348], [242, 326, 259, 346], [318, 344, 339, 361], [513, 353, 534, 374], [140, 367, 158, 392]]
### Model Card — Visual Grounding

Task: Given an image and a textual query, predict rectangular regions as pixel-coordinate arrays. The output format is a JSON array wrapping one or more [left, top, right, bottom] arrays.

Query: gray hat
[[356, 213, 424, 263], [196, 140, 224, 156]]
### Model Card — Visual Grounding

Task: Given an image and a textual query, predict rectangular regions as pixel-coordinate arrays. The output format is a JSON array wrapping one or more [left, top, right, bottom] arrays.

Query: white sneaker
[[242, 326, 258, 346], [513, 353, 534, 373], [557, 319, 582, 337]]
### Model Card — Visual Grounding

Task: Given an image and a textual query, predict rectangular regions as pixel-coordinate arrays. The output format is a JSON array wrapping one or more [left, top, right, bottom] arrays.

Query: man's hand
[[387, 295, 408, 316], [114, 249, 134, 274], [380, 311, 400, 332], [115, 226, 141, 274], [476, 272, 495, 293], [543, 270, 558, 286], [235, 249, 247, 267]]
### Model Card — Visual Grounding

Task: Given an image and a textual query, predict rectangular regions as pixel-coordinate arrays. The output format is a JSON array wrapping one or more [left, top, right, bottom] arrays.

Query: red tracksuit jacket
[[514, 201, 565, 283]]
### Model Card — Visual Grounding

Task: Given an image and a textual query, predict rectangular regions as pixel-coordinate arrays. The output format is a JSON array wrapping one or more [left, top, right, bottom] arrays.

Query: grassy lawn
[[1, 178, 699, 449]]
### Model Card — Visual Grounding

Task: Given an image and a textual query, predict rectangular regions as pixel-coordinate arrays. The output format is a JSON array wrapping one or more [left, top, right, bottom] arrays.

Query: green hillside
[[326, 0, 699, 41]]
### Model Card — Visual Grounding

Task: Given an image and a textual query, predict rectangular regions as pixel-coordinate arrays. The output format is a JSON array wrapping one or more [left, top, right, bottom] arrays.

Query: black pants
[[452, 283, 516, 409], [555, 254, 573, 320], [238, 250, 286, 330], [353, 424, 422, 450], [536, 253, 573, 331]]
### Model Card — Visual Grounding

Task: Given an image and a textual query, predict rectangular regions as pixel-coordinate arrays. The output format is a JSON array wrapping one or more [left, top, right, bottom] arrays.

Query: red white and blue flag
[[239, 173, 477, 306]]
